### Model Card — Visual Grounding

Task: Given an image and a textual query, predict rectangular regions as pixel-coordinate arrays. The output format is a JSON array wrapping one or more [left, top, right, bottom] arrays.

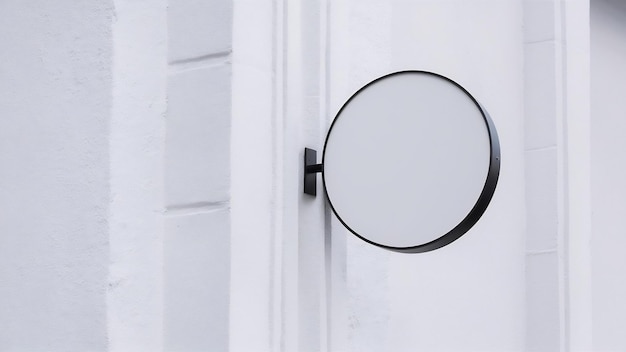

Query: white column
[[562, 1, 593, 351], [108, 1, 167, 350], [523, 0, 592, 350], [230, 0, 340, 351], [162, 0, 233, 351], [230, 0, 280, 350]]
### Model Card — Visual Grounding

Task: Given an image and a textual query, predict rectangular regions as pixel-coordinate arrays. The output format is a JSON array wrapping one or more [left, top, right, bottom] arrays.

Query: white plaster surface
[[168, 0, 233, 61], [0, 1, 113, 350], [166, 65, 231, 207], [524, 40, 559, 150], [108, 1, 168, 350], [525, 148, 559, 252], [523, 0, 560, 43], [522, 3, 565, 351], [164, 1, 232, 351], [164, 209, 230, 351], [525, 253, 561, 352]]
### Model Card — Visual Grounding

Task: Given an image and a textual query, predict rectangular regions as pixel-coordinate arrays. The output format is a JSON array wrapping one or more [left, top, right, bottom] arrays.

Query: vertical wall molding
[[109, 1, 167, 351], [561, 1, 593, 351], [230, 0, 342, 351], [523, 1, 592, 351], [230, 0, 276, 350], [282, 0, 338, 350]]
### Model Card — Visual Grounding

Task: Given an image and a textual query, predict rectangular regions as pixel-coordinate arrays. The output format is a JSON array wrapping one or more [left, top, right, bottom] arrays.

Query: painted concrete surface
[[108, 1, 168, 350], [164, 0, 232, 350], [0, 1, 113, 350]]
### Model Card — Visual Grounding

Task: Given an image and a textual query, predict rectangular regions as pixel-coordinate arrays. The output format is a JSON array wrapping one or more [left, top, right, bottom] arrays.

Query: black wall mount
[[304, 148, 323, 196]]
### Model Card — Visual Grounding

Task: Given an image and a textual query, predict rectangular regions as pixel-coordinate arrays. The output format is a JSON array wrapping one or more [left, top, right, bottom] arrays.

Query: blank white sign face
[[322, 71, 499, 252]]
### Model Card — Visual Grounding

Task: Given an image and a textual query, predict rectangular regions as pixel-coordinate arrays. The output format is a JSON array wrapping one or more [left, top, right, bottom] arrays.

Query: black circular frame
[[321, 70, 501, 253]]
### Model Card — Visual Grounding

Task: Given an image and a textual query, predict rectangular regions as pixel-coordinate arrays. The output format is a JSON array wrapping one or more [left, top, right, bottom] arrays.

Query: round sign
[[322, 71, 500, 253]]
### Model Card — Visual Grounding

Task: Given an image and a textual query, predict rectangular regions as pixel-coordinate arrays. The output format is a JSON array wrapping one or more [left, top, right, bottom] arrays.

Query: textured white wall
[[0, 1, 233, 350], [107, 1, 167, 351], [112, 1, 233, 350], [0, 1, 112, 350], [164, 0, 232, 351], [591, 1, 626, 350]]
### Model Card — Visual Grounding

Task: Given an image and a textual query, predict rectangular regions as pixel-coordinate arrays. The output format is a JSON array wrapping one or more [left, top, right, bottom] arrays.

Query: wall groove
[[165, 201, 230, 216], [525, 145, 558, 153], [168, 51, 232, 73], [527, 248, 559, 255]]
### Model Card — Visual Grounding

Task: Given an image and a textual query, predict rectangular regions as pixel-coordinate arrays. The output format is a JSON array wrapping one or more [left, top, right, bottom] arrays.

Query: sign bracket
[[304, 148, 323, 196]]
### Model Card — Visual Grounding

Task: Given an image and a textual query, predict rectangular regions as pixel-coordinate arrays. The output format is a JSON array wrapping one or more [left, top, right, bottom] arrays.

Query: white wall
[[107, 1, 167, 351], [523, 1, 593, 351], [109, 1, 233, 350], [330, 1, 527, 351], [163, 0, 233, 350], [0, 1, 233, 350], [229, 1, 340, 351], [0, 1, 112, 350], [0, 1, 607, 351], [591, 1, 626, 350]]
